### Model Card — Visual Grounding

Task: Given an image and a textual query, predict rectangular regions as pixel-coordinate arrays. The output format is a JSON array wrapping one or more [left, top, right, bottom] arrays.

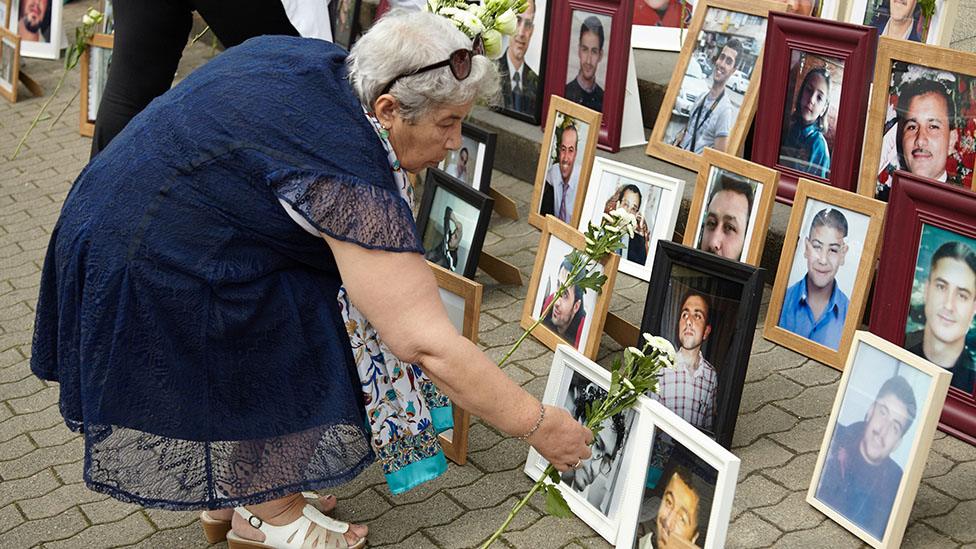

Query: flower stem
[[480, 464, 554, 549], [12, 67, 69, 159], [50, 89, 80, 129]]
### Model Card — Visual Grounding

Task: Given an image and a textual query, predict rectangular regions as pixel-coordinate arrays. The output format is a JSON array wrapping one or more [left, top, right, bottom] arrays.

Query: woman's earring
[[380, 125, 390, 139]]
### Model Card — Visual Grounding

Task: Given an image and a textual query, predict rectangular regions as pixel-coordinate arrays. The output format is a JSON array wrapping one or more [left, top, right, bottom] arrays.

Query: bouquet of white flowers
[[425, 0, 528, 59]]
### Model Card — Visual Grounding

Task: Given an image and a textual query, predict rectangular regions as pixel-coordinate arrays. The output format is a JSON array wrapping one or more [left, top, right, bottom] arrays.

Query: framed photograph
[[416, 168, 494, 280], [496, 0, 550, 124], [616, 398, 741, 549], [541, 0, 635, 151], [847, 0, 956, 45], [751, 12, 877, 204], [576, 157, 685, 281], [857, 38, 976, 201], [807, 331, 951, 548], [640, 240, 764, 447], [437, 122, 497, 193], [329, 0, 361, 50], [524, 345, 645, 544], [770, 0, 841, 17], [764, 179, 886, 369], [428, 261, 482, 465], [683, 148, 780, 266], [868, 172, 976, 444], [100, 0, 113, 34], [529, 96, 602, 230], [8, 0, 62, 60], [0, 27, 19, 103], [79, 33, 113, 137], [1, 0, 10, 29], [630, 0, 694, 52], [522, 216, 619, 359], [646, 0, 782, 172]]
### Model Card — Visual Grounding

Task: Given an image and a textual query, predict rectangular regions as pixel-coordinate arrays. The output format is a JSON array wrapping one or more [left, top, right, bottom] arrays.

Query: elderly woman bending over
[[30, 11, 592, 549]]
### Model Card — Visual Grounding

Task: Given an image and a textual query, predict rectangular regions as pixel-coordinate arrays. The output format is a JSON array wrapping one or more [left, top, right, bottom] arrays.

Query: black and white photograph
[[416, 168, 494, 280], [438, 122, 496, 192]]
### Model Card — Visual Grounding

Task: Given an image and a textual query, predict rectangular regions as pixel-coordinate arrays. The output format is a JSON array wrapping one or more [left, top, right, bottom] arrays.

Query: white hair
[[347, 10, 499, 122]]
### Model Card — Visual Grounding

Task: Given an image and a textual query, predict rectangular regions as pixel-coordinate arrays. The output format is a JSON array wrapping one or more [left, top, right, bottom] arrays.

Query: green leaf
[[547, 467, 561, 485], [545, 485, 574, 518]]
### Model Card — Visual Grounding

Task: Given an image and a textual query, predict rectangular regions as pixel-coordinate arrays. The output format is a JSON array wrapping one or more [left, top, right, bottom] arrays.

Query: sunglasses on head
[[380, 35, 485, 96]]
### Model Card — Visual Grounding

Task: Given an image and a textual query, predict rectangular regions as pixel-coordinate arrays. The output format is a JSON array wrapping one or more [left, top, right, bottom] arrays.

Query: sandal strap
[[234, 504, 353, 549]]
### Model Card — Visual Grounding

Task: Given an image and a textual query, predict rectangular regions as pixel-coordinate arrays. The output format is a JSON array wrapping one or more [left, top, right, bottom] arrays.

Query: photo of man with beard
[[540, 122, 581, 224], [17, 0, 50, 43], [540, 256, 588, 347], [565, 13, 608, 112], [498, 0, 539, 115]]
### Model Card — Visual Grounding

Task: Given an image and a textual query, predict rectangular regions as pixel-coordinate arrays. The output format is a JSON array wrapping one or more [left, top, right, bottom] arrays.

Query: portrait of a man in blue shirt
[[778, 207, 851, 350]]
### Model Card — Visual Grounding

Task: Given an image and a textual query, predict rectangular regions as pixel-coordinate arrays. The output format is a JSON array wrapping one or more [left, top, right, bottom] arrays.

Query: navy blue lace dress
[[30, 36, 424, 510]]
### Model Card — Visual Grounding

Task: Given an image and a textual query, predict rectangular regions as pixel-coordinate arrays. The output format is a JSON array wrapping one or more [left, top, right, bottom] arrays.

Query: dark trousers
[[90, 0, 299, 158]]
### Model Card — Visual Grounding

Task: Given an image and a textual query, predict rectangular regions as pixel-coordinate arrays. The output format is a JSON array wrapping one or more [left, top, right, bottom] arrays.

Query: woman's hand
[[526, 405, 593, 472]]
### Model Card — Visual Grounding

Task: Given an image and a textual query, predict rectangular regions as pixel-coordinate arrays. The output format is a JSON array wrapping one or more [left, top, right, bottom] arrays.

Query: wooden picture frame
[[524, 345, 645, 544], [640, 240, 765, 447], [522, 216, 619, 359], [764, 179, 886, 369], [807, 331, 951, 548], [646, 0, 783, 171], [750, 12, 877, 204], [79, 33, 113, 137], [0, 27, 20, 103], [416, 168, 494, 280], [495, 0, 550, 124], [576, 157, 685, 281], [857, 38, 976, 201], [846, 0, 956, 46], [428, 261, 482, 465], [437, 122, 497, 193], [1, 0, 11, 29], [100, 0, 114, 34], [868, 171, 976, 444], [330, 0, 361, 50], [616, 398, 741, 549], [8, 0, 63, 60], [540, 0, 635, 152], [683, 148, 780, 266], [529, 96, 602, 230]]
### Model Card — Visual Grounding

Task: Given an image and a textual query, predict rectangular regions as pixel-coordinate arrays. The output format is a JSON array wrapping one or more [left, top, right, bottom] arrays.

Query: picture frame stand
[[478, 251, 523, 286], [18, 70, 41, 97], [617, 49, 646, 149], [488, 188, 519, 220], [604, 311, 639, 347]]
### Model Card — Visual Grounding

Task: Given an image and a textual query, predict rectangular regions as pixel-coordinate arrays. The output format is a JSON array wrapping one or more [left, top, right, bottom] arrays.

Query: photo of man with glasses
[[560, 376, 631, 515]]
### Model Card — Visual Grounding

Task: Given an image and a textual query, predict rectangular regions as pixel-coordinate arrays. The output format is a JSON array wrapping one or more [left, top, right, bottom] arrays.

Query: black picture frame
[[639, 241, 765, 448], [493, 0, 552, 125], [416, 168, 494, 280], [438, 122, 497, 193], [330, 0, 362, 50]]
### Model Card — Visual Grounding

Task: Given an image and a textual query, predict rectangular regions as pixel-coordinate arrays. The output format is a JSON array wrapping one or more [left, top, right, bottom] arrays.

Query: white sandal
[[200, 492, 338, 544], [226, 504, 366, 549]]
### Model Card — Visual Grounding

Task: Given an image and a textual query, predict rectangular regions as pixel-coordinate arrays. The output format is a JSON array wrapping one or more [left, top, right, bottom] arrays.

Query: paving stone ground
[[2, 3, 976, 548]]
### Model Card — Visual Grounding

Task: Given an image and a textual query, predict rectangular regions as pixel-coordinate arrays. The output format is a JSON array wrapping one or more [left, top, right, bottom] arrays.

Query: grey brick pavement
[[1, 2, 975, 547]]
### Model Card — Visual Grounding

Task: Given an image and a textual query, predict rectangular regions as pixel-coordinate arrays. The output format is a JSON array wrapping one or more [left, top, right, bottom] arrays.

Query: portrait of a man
[[540, 256, 587, 347], [897, 78, 958, 183], [17, 0, 50, 43], [816, 374, 917, 540], [906, 239, 976, 393], [633, 0, 692, 27], [696, 171, 756, 262], [540, 122, 581, 223], [653, 290, 718, 433], [560, 379, 628, 514], [637, 464, 712, 549], [673, 39, 743, 154], [606, 183, 655, 265], [565, 14, 606, 112], [498, 0, 539, 115], [424, 206, 463, 273], [780, 0, 821, 16], [778, 207, 850, 351], [867, 0, 926, 42]]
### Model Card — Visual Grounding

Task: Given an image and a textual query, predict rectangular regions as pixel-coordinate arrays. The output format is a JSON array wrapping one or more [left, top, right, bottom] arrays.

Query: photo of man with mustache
[[897, 78, 959, 184], [17, 0, 50, 43]]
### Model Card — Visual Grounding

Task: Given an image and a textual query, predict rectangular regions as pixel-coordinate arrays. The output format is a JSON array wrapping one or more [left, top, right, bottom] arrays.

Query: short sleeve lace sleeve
[[270, 171, 424, 254]]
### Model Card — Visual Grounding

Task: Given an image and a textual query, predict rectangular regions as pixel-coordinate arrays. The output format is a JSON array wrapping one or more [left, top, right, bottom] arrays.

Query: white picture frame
[[8, 0, 62, 60], [631, 0, 696, 51], [616, 398, 741, 549], [576, 157, 684, 281], [523, 345, 644, 544], [846, 0, 956, 46]]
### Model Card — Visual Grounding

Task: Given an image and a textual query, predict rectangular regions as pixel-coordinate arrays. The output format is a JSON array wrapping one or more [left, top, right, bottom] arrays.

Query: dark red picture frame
[[541, 0, 634, 152], [869, 171, 976, 446], [750, 12, 876, 205]]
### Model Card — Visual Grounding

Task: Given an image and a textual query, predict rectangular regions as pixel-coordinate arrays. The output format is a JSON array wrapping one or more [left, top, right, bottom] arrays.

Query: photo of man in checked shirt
[[652, 290, 719, 433]]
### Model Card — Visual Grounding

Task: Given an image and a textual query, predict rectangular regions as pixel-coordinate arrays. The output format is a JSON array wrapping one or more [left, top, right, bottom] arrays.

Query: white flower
[[495, 9, 517, 35], [82, 13, 95, 25], [601, 212, 615, 225], [584, 235, 596, 247], [625, 346, 645, 359], [482, 28, 503, 59], [644, 334, 675, 360], [621, 378, 637, 392]]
